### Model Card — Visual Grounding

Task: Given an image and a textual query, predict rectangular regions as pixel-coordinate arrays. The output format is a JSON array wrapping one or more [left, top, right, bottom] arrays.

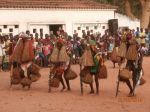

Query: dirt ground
[[0, 57, 150, 112]]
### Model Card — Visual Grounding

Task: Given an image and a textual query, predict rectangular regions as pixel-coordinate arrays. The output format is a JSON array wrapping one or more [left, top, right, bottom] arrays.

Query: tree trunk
[[140, 0, 150, 29], [125, 0, 136, 20], [139, 0, 145, 8]]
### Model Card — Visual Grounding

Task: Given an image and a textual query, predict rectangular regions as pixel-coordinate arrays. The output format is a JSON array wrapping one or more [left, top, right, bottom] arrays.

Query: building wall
[[0, 9, 115, 37], [115, 13, 140, 30], [0, 25, 19, 35]]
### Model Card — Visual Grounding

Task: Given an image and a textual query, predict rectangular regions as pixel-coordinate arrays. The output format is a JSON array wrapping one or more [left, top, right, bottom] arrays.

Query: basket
[[99, 65, 107, 79], [30, 63, 40, 73], [65, 69, 77, 80], [30, 74, 41, 82], [81, 73, 93, 84], [11, 78, 21, 85], [50, 77, 60, 88], [139, 77, 146, 85], [11, 67, 23, 85], [119, 69, 132, 80], [20, 77, 32, 86]]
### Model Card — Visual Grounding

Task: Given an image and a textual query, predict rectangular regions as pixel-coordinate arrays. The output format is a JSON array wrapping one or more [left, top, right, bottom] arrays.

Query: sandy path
[[0, 57, 150, 112]]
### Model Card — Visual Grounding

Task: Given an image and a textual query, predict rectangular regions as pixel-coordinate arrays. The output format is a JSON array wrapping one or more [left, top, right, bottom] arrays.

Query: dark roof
[[0, 0, 117, 9]]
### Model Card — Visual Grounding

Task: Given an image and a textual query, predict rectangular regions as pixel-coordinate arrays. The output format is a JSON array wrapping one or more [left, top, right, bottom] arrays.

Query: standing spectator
[[108, 39, 114, 59], [35, 41, 44, 66], [0, 37, 5, 71], [126, 29, 133, 49], [135, 27, 140, 37], [3, 52, 10, 71], [145, 29, 149, 50], [50, 31, 56, 39], [42, 42, 52, 67], [0, 38, 5, 71], [140, 28, 146, 47], [135, 27, 140, 44]]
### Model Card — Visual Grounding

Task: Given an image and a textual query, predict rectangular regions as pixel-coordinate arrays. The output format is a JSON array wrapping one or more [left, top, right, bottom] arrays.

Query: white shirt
[[0, 43, 5, 56]]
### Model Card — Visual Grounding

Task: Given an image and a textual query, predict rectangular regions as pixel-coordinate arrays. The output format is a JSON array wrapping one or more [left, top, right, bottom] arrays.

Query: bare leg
[[64, 70, 71, 91], [132, 77, 137, 96], [64, 78, 71, 91], [113, 62, 115, 68], [95, 74, 99, 94], [28, 85, 31, 90], [59, 75, 66, 91], [125, 80, 133, 96], [89, 83, 94, 94]]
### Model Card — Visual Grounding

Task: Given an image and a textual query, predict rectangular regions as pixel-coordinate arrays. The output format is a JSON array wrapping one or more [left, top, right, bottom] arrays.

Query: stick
[[48, 66, 52, 92], [80, 64, 83, 95], [116, 70, 120, 97], [10, 64, 13, 88], [48, 72, 51, 92]]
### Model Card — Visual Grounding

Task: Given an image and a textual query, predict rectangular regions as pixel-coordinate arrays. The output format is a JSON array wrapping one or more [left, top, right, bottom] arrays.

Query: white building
[[115, 13, 140, 31], [0, 0, 117, 37], [0, 0, 140, 37]]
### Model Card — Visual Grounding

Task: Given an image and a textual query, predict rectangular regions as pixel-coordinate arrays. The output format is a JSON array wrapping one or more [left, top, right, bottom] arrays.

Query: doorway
[[49, 24, 63, 36]]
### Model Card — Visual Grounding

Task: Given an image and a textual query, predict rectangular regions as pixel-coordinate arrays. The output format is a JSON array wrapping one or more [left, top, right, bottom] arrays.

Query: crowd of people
[[0, 27, 149, 96], [0, 27, 150, 71]]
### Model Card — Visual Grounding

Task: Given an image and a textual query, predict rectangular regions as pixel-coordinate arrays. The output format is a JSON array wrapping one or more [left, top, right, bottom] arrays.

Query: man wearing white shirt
[[0, 38, 5, 71]]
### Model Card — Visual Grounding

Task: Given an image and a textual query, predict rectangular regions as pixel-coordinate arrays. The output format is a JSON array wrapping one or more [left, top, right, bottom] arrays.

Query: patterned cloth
[[3, 55, 9, 63], [0, 56, 3, 65], [0, 44, 5, 56], [90, 53, 102, 74]]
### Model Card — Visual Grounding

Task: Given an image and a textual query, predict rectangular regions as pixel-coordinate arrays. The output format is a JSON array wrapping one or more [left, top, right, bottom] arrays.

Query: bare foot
[[127, 93, 135, 97], [96, 91, 99, 95], [89, 90, 94, 94], [60, 87, 66, 92], [67, 87, 71, 91]]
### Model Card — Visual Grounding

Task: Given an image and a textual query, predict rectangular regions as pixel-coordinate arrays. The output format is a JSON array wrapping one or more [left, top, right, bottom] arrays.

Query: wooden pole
[[80, 64, 83, 95]]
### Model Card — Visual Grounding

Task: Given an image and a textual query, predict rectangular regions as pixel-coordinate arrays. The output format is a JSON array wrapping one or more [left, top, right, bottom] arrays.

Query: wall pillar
[[19, 22, 28, 33], [65, 21, 73, 36]]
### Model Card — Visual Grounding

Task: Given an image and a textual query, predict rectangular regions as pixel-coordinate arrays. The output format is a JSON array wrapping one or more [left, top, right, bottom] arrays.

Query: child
[[0, 56, 3, 71], [108, 40, 114, 59], [141, 46, 148, 55], [3, 54, 10, 71]]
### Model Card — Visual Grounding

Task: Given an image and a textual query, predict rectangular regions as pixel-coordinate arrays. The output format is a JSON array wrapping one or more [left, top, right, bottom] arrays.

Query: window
[[0, 29, 2, 32], [82, 30, 85, 33], [74, 30, 77, 33], [40, 28, 43, 33], [94, 26, 98, 30], [15, 25, 19, 28], [9, 33, 13, 37], [86, 26, 89, 30], [77, 27, 81, 30], [9, 28, 13, 32], [102, 26, 105, 29], [33, 29, 36, 33], [3, 25, 7, 29]]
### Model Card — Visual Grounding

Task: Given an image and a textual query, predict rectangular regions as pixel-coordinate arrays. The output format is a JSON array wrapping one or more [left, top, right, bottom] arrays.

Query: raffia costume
[[118, 35, 127, 58], [10, 36, 41, 88], [126, 37, 138, 61], [49, 38, 75, 90]]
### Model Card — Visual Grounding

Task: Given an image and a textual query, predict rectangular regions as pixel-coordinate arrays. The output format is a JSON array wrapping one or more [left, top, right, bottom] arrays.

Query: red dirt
[[0, 57, 150, 112]]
